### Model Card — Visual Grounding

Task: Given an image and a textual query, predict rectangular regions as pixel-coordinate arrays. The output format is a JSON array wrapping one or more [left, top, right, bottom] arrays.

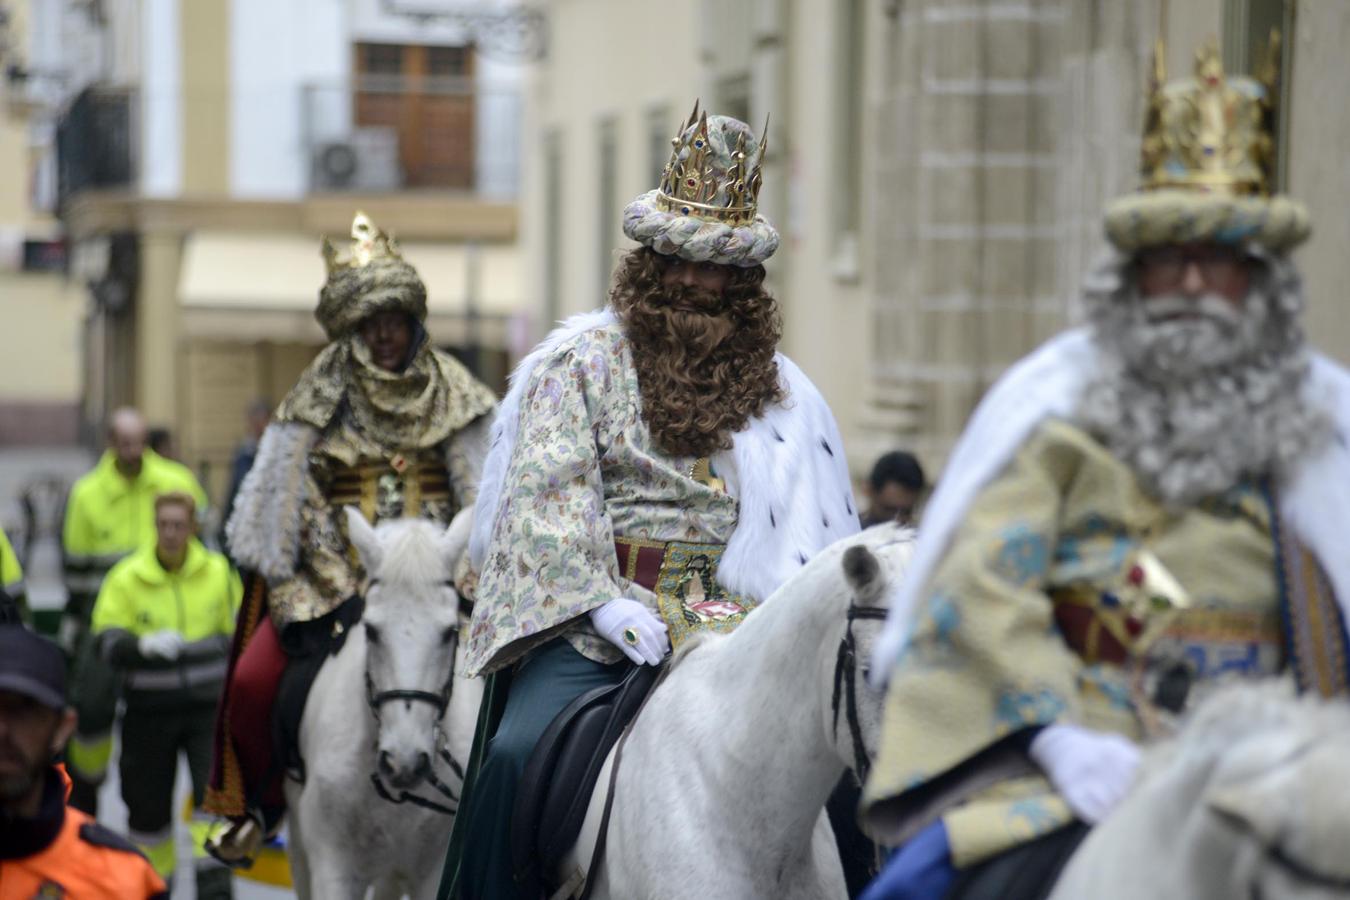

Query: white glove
[[138, 630, 187, 661], [1029, 723, 1141, 825], [589, 598, 669, 666]]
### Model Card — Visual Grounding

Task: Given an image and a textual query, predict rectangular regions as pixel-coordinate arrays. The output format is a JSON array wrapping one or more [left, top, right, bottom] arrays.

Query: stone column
[[134, 230, 182, 429], [863, 0, 1157, 470]]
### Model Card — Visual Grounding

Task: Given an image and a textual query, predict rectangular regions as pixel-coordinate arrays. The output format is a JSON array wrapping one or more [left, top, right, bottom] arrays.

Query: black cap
[[0, 625, 67, 710]]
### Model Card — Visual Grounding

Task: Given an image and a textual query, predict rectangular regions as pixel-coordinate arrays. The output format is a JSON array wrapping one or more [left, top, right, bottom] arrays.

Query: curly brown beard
[[610, 247, 784, 458]]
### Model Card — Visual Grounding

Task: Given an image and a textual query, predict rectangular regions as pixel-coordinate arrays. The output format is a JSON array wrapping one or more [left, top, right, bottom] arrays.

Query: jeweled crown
[[654, 101, 769, 227], [321, 211, 405, 275], [1139, 34, 1281, 196]]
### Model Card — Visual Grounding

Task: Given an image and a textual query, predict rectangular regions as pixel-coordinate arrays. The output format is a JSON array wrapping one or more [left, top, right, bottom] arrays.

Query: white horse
[[1050, 680, 1350, 900], [563, 523, 915, 900], [284, 508, 482, 899]]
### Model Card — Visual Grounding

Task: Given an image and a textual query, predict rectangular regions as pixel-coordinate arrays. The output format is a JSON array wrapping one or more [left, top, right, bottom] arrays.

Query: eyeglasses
[[1135, 245, 1252, 289]]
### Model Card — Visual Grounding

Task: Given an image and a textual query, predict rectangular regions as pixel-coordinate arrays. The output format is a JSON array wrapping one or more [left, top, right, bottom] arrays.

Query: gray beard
[[1077, 253, 1329, 507]]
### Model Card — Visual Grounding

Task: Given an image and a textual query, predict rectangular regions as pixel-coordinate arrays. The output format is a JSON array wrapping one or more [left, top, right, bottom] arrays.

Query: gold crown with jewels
[[321, 211, 405, 275], [654, 101, 769, 228], [1139, 33, 1281, 196]]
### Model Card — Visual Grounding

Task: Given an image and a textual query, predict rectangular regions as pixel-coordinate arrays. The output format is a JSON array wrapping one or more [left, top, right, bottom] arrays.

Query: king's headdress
[[315, 211, 426, 340], [653, 101, 768, 227], [1104, 33, 1308, 252], [322, 211, 405, 275], [623, 102, 780, 267]]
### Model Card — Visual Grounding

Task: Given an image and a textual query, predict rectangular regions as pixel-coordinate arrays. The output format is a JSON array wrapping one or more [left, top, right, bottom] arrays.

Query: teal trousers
[[440, 639, 628, 900]]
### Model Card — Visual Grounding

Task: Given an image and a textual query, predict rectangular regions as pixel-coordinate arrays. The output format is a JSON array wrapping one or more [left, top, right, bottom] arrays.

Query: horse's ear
[[442, 508, 473, 569], [842, 545, 884, 603], [344, 506, 382, 574]]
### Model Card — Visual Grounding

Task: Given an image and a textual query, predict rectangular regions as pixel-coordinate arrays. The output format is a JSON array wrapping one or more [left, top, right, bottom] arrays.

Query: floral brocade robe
[[463, 323, 739, 675], [863, 418, 1287, 867]]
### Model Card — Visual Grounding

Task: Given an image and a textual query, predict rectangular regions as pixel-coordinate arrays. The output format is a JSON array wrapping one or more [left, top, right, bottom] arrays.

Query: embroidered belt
[[613, 536, 757, 650], [1052, 587, 1282, 667], [327, 459, 452, 522]]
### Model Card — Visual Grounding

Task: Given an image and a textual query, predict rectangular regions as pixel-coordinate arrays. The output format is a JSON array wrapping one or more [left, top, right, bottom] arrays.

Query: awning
[[177, 231, 523, 346]]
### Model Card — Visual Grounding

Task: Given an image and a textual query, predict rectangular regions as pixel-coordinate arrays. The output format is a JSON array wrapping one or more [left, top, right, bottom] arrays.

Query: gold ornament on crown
[[1139, 32, 1282, 197], [322, 211, 404, 275], [654, 100, 769, 227]]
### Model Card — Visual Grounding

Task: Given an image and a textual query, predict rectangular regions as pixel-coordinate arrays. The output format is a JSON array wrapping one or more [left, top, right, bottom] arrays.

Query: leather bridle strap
[[832, 604, 888, 784]]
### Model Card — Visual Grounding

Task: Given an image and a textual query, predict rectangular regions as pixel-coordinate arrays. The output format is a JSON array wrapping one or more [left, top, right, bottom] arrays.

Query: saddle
[[511, 662, 662, 897]]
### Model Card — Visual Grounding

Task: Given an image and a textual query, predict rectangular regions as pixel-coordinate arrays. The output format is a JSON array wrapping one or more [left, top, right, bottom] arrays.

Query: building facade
[[521, 0, 1350, 479], [26, 0, 534, 502]]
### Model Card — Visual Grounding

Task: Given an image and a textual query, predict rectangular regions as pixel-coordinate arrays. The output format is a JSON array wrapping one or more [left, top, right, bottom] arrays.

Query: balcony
[[55, 86, 135, 209], [302, 78, 520, 199]]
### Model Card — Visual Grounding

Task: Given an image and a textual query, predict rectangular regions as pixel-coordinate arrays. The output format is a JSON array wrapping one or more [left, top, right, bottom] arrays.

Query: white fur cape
[[470, 309, 860, 604], [871, 327, 1350, 685]]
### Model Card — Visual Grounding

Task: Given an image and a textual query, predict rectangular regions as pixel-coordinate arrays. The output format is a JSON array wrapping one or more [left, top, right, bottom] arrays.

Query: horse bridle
[[362, 579, 469, 816], [831, 602, 889, 784]]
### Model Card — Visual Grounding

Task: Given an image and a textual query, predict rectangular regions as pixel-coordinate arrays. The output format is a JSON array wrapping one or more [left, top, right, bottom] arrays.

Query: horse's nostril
[[414, 751, 431, 777], [378, 750, 395, 777]]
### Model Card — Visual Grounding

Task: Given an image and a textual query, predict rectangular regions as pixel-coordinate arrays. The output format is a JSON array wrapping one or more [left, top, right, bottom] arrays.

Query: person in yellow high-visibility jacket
[[0, 526, 24, 624], [61, 408, 207, 814], [92, 491, 239, 899]]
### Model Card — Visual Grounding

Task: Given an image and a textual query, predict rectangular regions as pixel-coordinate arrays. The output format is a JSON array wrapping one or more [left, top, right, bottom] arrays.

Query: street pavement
[[2, 446, 296, 899]]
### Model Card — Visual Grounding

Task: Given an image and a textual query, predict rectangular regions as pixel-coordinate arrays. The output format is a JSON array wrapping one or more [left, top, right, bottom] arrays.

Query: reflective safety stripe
[[67, 732, 114, 779], [3, 577, 23, 596], [130, 826, 177, 878], [63, 572, 107, 594], [125, 658, 228, 690]]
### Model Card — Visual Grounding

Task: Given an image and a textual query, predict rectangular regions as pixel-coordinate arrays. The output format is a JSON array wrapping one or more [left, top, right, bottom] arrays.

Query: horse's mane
[[370, 518, 455, 589], [1142, 679, 1350, 787]]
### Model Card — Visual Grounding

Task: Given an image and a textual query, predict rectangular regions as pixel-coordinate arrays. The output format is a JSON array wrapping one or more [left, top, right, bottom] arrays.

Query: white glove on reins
[[589, 598, 669, 666], [1029, 723, 1141, 825], [138, 629, 186, 661]]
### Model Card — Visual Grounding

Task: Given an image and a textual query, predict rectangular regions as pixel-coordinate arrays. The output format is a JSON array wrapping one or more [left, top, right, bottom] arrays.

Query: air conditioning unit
[[312, 127, 401, 191]]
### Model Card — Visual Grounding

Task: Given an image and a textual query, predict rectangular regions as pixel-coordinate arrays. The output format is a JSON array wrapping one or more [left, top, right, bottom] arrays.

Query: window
[[647, 104, 673, 185], [833, 0, 866, 277], [597, 118, 619, 299], [1223, 0, 1293, 189], [544, 130, 563, 326], [715, 74, 751, 125], [352, 42, 476, 188]]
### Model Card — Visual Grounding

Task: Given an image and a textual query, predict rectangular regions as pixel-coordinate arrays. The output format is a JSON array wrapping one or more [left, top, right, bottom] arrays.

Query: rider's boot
[[203, 811, 264, 869]]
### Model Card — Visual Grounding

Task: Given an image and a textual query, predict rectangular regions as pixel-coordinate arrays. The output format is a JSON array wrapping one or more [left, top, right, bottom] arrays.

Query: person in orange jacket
[[0, 624, 167, 899]]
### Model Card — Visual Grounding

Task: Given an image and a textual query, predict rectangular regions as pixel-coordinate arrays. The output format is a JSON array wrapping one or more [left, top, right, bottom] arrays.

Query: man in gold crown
[[856, 39, 1350, 900], [439, 104, 858, 898], [202, 213, 497, 863]]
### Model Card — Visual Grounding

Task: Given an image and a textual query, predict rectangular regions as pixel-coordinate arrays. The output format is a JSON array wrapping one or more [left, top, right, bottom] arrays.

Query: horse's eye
[[365, 623, 381, 645], [441, 625, 457, 644]]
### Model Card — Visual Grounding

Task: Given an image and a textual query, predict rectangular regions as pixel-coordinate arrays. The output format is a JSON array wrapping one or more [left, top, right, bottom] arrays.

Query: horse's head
[[1052, 680, 1350, 899], [345, 506, 471, 790], [829, 523, 915, 781]]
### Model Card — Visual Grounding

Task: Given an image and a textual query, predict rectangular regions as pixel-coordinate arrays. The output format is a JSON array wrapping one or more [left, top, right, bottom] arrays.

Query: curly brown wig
[[610, 247, 784, 458]]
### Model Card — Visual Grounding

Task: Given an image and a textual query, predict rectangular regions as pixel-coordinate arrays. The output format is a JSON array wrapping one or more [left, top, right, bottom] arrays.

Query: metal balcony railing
[[55, 85, 135, 207]]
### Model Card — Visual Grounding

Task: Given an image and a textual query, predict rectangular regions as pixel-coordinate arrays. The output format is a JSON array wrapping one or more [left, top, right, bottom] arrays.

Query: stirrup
[[204, 813, 264, 870]]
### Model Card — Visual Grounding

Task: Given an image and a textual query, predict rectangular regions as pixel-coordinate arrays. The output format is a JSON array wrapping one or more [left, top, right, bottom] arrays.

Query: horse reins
[[831, 603, 888, 784], [363, 580, 471, 816]]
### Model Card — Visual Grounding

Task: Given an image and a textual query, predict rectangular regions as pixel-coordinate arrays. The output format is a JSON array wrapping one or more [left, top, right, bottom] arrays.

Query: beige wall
[[525, 0, 701, 325], [0, 272, 85, 402], [1288, 0, 1350, 366]]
